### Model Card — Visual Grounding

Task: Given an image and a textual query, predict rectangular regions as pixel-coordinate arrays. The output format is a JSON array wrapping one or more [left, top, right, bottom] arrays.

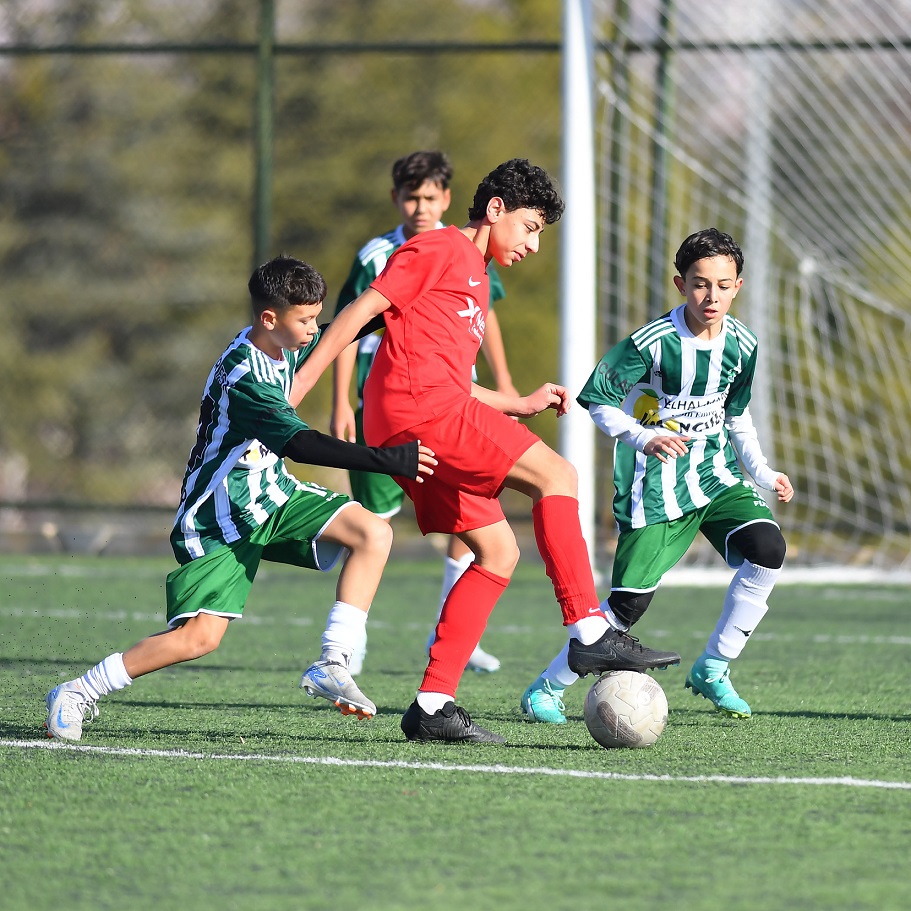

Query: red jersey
[[363, 225, 490, 443]]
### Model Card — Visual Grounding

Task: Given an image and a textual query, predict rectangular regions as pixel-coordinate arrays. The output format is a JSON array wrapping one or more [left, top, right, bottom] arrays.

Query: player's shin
[[420, 564, 509, 695], [531, 495, 600, 624], [708, 559, 781, 660]]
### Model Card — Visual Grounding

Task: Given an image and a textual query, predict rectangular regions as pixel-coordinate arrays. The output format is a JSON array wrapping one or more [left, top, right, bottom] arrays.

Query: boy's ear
[[485, 195, 506, 222], [259, 307, 279, 329], [673, 274, 686, 296]]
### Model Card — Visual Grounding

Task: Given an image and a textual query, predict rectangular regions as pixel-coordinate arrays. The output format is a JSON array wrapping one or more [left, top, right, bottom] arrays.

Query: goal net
[[590, 0, 911, 576]]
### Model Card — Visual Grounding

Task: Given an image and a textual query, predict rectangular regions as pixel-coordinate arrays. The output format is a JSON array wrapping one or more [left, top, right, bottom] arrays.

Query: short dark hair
[[391, 150, 453, 192], [674, 228, 744, 278], [248, 255, 327, 315], [468, 159, 564, 224]]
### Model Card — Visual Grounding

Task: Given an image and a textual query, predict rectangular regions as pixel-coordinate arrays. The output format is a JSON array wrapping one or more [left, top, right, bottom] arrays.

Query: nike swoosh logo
[[55, 706, 70, 729], [468, 277, 482, 287], [734, 627, 753, 637], [588, 607, 603, 614]]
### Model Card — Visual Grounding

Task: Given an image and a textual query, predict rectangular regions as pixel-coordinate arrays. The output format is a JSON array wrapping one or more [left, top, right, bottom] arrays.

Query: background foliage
[[0, 0, 562, 505]]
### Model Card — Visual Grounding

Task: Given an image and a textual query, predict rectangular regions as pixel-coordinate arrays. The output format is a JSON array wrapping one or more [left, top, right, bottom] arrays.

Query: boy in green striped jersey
[[522, 228, 793, 723], [331, 150, 516, 675], [45, 256, 435, 741]]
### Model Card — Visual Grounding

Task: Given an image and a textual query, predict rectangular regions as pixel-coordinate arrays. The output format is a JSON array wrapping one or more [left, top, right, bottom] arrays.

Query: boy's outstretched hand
[[521, 383, 572, 417], [414, 442, 438, 483]]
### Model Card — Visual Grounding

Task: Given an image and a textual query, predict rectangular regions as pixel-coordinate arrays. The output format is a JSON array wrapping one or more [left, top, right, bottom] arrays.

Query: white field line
[[2, 739, 910, 791]]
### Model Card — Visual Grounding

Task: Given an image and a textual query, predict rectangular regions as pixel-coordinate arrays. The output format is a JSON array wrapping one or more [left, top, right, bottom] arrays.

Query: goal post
[[560, 0, 598, 562], [581, 0, 911, 575]]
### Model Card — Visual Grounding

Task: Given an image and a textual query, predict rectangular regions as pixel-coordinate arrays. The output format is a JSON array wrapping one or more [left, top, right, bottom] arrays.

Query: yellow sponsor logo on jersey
[[633, 391, 660, 422]]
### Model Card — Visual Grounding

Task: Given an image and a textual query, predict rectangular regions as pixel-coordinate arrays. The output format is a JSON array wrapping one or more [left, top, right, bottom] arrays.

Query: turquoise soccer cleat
[[520, 676, 567, 724], [685, 653, 752, 718]]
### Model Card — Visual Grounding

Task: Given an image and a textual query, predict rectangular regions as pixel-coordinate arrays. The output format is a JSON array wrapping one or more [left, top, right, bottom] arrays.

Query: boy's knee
[[181, 620, 224, 658], [367, 515, 394, 553], [471, 534, 520, 578], [560, 457, 578, 489], [732, 522, 786, 569], [540, 450, 577, 497], [343, 508, 394, 555], [608, 589, 655, 627]]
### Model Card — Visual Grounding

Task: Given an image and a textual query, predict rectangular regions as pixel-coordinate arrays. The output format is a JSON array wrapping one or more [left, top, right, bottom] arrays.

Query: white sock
[[321, 601, 369, 662], [416, 691, 454, 714], [79, 653, 132, 700], [435, 551, 474, 618], [598, 597, 629, 631], [708, 561, 781, 660], [567, 614, 609, 645], [541, 640, 579, 688]]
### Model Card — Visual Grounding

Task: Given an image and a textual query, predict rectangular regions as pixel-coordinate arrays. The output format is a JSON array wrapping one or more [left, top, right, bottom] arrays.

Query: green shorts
[[165, 485, 352, 628], [611, 482, 779, 592], [349, 408, 404, 519]]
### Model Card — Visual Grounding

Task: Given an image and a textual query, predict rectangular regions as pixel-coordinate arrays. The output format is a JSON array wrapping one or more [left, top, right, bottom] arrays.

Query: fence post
[[252, 0, 275, 269]]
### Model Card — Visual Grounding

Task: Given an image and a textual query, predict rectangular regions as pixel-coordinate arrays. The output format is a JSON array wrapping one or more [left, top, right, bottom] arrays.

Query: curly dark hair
[[674, 228, 744, 278], [468, 159, 564, 224], [248, 255, 327, 314]]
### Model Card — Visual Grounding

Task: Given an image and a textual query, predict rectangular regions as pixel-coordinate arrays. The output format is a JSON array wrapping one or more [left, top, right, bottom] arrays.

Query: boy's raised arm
[[290, 288, 392, 408]]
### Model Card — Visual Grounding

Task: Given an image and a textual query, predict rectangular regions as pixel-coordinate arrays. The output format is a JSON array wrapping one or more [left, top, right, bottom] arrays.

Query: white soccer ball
[[584, 670, 668, 749]]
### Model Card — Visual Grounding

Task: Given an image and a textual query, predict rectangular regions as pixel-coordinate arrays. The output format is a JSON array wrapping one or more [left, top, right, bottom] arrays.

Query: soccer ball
[[584, 670, 668, 749]]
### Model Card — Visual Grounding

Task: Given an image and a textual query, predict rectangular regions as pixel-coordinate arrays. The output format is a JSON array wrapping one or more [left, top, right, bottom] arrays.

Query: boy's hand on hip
[[415, 443, 438, 483]]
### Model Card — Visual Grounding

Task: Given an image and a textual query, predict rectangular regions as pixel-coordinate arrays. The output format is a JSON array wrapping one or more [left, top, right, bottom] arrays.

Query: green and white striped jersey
[[578, 306, 758, 532], [335, 223, 506, 403], [170, 327, 319, 562]]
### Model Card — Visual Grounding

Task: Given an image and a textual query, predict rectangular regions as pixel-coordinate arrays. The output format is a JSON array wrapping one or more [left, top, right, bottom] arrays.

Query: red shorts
[[370, 395, 539, 534]]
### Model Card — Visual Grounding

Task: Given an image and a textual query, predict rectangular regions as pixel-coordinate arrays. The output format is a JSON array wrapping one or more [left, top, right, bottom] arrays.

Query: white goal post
[[561, 0, 911, 577]]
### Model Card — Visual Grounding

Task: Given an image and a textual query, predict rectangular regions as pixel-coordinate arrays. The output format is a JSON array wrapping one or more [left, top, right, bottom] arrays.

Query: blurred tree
[[0, 0, 562, 505]]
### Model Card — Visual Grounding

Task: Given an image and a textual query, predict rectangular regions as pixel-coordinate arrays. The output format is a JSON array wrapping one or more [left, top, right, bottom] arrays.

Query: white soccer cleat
[[45, 681, 99, 741], [466, 644, 501, 673], [299, 660, 376, 719]]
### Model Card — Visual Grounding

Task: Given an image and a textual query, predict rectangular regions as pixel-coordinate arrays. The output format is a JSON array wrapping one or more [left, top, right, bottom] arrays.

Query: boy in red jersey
[[292, 159, 680, 743]]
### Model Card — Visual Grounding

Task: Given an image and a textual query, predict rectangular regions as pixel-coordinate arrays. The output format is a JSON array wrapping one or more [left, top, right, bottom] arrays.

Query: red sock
[[532, 495, 599, 625], [421, 563, 509, 696]]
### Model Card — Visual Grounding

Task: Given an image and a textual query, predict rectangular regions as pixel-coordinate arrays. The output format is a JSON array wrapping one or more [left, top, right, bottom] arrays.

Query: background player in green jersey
[[331, 150, 517, 675], [521, 228, 794, 723], [45, 256, 435, 741]]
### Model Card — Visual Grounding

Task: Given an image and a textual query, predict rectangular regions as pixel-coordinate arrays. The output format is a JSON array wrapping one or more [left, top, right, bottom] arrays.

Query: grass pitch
[[1, 554, 909, 911]]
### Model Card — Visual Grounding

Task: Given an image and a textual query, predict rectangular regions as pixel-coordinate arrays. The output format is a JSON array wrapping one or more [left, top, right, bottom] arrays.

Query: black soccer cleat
[[567, 628, 681, 677], [401, 700, 506, 744]]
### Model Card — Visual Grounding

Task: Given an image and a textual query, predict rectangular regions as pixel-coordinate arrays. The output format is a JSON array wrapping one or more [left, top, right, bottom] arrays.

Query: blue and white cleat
[[300, 660, 376, 719], [45, 680, 99, 741]]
